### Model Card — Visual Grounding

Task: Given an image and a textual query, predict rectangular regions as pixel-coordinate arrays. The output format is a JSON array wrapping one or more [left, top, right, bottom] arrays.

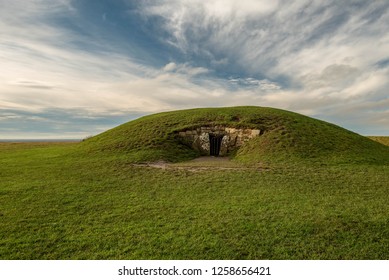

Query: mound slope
[[80, 106, 389, 164]]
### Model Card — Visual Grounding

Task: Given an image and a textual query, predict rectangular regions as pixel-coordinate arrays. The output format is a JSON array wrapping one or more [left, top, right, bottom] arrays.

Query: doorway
[[209, 134, 224, 156]]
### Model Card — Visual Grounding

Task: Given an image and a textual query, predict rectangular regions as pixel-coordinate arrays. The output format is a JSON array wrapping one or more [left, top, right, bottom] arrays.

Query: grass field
[[1, 141, 389, 259]]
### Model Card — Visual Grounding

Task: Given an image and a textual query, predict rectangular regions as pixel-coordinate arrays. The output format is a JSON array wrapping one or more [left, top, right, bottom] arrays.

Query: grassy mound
[[80, 106, 389, 165]]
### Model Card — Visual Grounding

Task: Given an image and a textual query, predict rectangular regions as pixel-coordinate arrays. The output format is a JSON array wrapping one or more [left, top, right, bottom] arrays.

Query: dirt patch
[[189, 156, 232, 163], [131, 157, 268, 172], [132, 160, 169, 169]]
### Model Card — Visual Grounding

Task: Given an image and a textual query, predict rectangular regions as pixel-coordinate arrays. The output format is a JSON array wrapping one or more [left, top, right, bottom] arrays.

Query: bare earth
[[132, 156, 267, 172]]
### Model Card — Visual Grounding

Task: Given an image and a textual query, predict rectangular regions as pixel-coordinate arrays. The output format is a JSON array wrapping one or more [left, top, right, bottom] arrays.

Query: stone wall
[[177, 126, 261, 156]]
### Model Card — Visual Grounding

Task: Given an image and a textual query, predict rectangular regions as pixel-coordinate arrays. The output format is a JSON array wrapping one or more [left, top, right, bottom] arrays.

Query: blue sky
[[1, 0, 389, 139]]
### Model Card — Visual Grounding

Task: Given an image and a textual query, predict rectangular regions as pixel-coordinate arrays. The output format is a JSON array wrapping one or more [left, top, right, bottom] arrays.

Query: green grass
[[1, 141, 389, 259], [1, 107, 389, 259], [369, 136, 389, 147]]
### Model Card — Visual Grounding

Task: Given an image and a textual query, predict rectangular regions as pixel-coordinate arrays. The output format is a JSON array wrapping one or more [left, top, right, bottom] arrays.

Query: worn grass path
[[0, 142, 389, 259]]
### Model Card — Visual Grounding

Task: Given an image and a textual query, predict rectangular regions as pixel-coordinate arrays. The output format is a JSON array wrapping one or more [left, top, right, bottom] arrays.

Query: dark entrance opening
[[209, 134, 224, 156]]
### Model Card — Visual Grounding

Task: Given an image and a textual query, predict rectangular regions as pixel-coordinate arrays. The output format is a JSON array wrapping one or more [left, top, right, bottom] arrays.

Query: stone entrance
[[177, 126, 261, 156], [209, 134, 224, 156]]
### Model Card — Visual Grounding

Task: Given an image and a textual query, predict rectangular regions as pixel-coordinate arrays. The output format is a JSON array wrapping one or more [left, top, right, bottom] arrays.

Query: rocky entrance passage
[[209, 134, 223, 156], [177, 126, 261, 156]]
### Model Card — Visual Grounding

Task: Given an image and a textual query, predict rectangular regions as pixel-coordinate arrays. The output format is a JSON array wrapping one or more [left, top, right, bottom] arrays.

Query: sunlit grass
[[1, 142, 388, 259]]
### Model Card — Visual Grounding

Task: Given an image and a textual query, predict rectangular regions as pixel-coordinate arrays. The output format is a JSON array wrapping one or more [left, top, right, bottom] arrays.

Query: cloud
[[1, 0, 389, 138], [10, 80, 55, 90], [136, 0, 389, 132], [229, 78, 281, 90], [0, 1, 157, 116], [163, 62, 209, 76], [141, 0, 388, 73]]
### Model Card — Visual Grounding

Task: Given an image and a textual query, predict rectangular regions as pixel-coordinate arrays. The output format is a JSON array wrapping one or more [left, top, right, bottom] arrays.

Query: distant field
[[1, 142, 388, 259], [368, 136, 389, 147]]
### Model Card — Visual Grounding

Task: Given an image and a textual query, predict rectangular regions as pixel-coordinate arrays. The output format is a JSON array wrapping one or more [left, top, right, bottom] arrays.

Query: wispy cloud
[[138, 0, 389, 134], [1, 0, 389, 138], [163, 62, 209, 76]]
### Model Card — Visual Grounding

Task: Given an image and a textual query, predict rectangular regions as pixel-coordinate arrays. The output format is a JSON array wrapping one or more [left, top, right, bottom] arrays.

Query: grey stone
[[251, 129, 260, 137], [177, 126, 261, 156]]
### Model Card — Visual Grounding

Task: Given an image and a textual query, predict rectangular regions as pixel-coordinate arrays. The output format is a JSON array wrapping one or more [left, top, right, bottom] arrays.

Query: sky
[[1, 0, 389, 139]]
